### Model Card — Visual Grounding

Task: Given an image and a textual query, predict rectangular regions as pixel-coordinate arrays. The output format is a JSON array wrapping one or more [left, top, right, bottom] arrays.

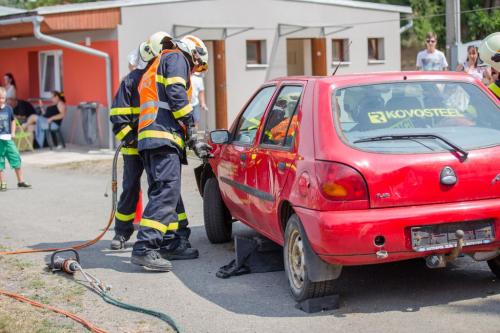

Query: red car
[[195, 72, 500, 301]]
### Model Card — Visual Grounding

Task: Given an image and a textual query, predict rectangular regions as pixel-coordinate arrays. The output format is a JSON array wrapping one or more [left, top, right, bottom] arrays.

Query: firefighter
[[131, 34, 211, 271], [110, 32, 193, 251], [479, 32, 500, 99], [109, 33, 166, 250]]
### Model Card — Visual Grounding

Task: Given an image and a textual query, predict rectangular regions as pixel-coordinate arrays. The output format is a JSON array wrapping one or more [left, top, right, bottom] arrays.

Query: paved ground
[[1, 149, 499, 333]]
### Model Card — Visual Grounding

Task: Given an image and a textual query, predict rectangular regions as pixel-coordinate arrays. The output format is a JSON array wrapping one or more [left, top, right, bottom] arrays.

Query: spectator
[[456, 45, 492, 84], [3, 73, 16, 106], [0, 87, 31, 191], [191, 72, 207, 128], [23, 91, 66, 148], [416, 32, 448, 71], [12, 99, 37, 124]]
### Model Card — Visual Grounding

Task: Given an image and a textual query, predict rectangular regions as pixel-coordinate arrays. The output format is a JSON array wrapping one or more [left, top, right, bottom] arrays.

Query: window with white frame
[[39, 50, 63, 98], [332, 39, 350, 63], [368, 38, 385, 62], [246, 40, 267, 65]]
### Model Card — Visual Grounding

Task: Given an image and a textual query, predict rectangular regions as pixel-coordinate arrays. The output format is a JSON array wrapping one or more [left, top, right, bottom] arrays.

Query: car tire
[[284, 214, 336, 301], [487, 256, 500, 278], [203, 177, 232, 244]]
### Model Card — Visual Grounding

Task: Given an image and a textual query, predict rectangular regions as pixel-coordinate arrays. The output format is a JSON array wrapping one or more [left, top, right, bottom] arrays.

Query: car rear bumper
[[295, 198, 500, 266]]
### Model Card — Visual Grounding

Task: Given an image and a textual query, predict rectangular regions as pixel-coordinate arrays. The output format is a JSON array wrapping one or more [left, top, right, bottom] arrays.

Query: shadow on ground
[[29, 223, 500, 318]]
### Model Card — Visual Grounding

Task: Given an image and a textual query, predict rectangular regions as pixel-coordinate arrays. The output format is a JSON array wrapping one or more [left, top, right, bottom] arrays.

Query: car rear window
[[333, 81, 500, 153]]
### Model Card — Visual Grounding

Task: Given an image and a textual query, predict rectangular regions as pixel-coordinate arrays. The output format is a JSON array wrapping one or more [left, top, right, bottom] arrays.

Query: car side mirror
[[210, 130, 230, 144]]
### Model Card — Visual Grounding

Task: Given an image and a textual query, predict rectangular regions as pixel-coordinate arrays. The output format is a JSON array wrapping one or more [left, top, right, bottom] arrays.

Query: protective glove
[[192, 141, 213, 159], [185, 126, 213, 158]]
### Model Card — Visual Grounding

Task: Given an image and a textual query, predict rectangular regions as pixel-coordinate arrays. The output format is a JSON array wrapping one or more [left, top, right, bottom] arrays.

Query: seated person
[[23, 91, 66, 148], [12, 99, 37, 124]]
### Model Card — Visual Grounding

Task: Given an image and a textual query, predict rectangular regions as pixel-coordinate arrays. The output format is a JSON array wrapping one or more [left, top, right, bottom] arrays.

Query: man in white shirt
[[190, 73, 207, 128], [416, 32, 448, 71]]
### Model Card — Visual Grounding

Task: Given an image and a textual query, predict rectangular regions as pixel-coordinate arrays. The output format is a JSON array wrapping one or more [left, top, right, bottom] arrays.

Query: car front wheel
[[284, 214, 337, 301], [203, 177, 232, 243], [487, 256, 500, 278]]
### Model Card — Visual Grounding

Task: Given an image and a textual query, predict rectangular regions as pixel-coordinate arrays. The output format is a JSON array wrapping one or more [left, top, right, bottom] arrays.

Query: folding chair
[[13, 119, 34, 152]]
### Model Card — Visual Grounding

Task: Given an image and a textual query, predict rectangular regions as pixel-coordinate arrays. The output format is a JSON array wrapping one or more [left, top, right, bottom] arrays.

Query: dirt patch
[[0, 246, 174, 333], [0, 254, 87, 333]]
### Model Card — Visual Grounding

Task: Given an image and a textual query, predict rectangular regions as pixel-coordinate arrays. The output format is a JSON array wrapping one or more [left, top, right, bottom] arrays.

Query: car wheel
[[203, 177, 232, 243], [284, 214, 336, 301], [487, 256, 500, 278]]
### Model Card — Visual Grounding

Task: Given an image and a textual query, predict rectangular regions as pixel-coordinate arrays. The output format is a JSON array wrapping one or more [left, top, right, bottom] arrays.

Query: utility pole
[[445, 0, 461, 69]]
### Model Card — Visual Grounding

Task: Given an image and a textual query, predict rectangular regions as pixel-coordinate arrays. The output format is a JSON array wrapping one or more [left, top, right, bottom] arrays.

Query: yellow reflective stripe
[[156, 75, 186, 88], [139, 219, 179, 233], [116, 125, 132, 141], [138, 130, 185, 149], [489, 83, 500, 98], [115, 211, 135, 222], [177, 212, 187, 221], [140, 218, 167, 233], [121, 147, 139, 155], [110, 107, 140, 116], [166, 222, 179, 231], [172, 104, 193, 119]]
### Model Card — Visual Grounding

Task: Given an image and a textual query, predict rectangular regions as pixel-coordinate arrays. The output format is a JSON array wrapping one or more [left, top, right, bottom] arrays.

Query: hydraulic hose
[[0, 143, 123, 256]]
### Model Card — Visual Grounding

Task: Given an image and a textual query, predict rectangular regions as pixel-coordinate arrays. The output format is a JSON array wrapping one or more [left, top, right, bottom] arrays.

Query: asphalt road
[[1, 158, 499, 333]]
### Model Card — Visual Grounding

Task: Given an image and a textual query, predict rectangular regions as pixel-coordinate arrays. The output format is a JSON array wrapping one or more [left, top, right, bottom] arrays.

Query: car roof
[[272, 71, 480, 88]]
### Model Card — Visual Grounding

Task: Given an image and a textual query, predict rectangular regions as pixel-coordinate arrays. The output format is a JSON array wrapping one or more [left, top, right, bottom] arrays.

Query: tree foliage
[[360, 0, 499, 43]]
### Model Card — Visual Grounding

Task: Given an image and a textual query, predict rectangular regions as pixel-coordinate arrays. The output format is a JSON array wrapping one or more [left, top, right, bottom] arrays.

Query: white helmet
[[139, 31, 172, 62], [177, 35, 208, 73], [479, 32, 500, 71]]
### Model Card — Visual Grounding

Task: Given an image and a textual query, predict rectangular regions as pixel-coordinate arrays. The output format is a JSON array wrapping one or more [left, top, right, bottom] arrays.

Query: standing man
[[416, 32, 448, 71], [131, 35, 211, 270], [479, 32, 500, 99], [190, 72, 207, 128]]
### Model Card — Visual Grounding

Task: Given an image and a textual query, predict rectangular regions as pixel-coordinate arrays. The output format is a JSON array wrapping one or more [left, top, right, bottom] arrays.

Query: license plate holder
[[411, 219, 495, 252]]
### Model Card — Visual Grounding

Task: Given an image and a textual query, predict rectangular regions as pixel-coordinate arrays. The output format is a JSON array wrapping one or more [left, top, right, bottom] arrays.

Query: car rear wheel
[[203, 177, 232, 243], [487, 256, 500, 278], [284, 214, 336, 301]]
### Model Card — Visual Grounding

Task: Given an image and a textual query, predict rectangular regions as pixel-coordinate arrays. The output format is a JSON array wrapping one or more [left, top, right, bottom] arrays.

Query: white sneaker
[[56, 144, 64, 150]]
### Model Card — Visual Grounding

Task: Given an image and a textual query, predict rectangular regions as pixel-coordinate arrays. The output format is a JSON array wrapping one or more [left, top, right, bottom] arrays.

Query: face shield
[[128, 47, 148, 70]]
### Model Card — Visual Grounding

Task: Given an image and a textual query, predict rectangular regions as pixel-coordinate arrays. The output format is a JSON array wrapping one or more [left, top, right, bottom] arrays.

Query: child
[[0, 87, 31, 191]]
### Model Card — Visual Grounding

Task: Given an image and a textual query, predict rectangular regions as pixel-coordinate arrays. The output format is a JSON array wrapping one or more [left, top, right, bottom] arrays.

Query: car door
[[245, 84, 304, 236], [217, 85, 277, 225]]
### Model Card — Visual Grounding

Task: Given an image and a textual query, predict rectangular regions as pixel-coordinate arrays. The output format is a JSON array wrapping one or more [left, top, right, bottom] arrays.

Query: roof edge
[[286, 0, 412, 14]]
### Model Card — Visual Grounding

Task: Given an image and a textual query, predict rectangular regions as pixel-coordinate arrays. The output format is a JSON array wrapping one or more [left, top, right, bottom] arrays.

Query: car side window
[[233, 86, 276, 144], [261, 85, 303, 147]]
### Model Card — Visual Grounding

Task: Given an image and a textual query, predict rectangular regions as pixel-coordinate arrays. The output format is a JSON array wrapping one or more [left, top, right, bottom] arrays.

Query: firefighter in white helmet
[[131, 34, 211, 271], [479, 32, 500, 99]]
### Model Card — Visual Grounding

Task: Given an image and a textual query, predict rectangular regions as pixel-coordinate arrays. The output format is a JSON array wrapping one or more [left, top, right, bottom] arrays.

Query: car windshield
[[333, 81, 500, 153]]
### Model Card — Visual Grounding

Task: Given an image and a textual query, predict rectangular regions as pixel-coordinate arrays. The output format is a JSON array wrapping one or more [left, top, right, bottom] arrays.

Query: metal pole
[[0, 15, 114, 150]]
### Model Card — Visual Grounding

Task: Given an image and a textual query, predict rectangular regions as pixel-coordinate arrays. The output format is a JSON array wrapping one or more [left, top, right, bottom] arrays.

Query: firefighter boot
[[110, 234, 127, 250], [160, 238, 199, 260], [131, 250, 172, 271]]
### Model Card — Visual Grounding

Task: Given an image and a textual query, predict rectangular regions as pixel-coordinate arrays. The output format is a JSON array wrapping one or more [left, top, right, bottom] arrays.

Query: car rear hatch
[[353, 148, 500, 208], [330, 79, 500, 209]]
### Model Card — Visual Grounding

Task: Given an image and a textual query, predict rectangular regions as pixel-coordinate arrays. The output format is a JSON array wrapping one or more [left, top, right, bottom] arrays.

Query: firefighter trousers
[[114, 153, 143, 240], [132, 146, 182, 256]]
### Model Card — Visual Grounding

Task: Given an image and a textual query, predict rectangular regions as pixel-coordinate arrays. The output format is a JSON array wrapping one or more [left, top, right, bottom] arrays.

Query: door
[[287, 39, 312, 76], [247, 84, 304, 235], [217, 85, 276, 225]]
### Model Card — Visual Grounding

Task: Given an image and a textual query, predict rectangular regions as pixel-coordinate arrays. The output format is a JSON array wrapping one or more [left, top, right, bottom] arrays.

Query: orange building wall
[[0, 39, 119, 106]]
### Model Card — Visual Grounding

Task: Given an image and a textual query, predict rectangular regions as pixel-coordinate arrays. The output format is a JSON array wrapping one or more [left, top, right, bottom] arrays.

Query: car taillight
[[315, 161, 368, 202]]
